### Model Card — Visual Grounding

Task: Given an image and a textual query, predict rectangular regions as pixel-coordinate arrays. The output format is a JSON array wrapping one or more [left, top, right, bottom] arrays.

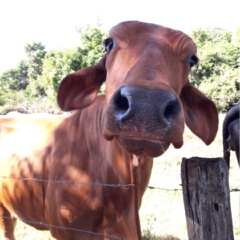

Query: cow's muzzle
[[114, 86, 180, 125], [103, 86, 184, 156]]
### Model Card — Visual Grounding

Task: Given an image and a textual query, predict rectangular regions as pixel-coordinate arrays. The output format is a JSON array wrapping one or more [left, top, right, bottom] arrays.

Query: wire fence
[[1, 175, 240, 239], [0, 175, 182, 240], [1, 175, 240, 192], [2, 215, 125, 240], [0, 175, 183, 191]]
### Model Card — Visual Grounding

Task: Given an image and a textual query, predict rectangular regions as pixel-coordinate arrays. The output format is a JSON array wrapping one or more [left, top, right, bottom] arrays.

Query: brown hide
[[0, 21, 218, 240]]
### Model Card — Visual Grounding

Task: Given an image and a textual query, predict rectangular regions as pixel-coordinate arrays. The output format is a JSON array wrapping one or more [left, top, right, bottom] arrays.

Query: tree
[[39, 26, 107, 97], [0, 26, 107, 113], [77, 26, 107, 67], [0, 43, 47, 110], [39, 47, 83, 96], [25, 42, 46, 81], [23, 42, 47, 98], [0, 59, 29, 107], [190, 28, 240, 111]]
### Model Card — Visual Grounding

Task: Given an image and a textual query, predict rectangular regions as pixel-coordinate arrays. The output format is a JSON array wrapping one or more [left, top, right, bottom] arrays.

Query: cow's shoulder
[[0, 114, 67, 155]]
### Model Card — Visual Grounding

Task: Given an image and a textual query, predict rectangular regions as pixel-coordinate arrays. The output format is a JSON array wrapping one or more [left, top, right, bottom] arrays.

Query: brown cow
[[0, 21, 218, 240]]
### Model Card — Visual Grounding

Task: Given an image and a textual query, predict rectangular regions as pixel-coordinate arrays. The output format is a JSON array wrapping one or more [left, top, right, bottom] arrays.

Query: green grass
[[14, 113, 240, 239]]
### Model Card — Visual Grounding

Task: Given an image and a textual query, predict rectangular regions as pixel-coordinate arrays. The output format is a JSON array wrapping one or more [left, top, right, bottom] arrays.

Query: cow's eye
[[104, 38, 115, 53], [188, 55, 198, 67]]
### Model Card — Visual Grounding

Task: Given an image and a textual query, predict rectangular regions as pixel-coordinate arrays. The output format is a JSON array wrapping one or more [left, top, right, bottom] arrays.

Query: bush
[[190, 28, 240, 112]]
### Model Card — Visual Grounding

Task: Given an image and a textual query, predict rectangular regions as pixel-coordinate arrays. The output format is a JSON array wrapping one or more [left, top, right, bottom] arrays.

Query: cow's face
[[57, 21, 218, 158], [104, 22, 197, 100]]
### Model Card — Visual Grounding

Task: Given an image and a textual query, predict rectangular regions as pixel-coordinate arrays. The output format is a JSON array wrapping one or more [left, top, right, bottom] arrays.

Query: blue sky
[[0, 0, 239, 74]]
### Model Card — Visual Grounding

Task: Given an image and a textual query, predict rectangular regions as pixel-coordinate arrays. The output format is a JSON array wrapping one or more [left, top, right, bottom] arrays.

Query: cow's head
[[57, 21, 218, 158]]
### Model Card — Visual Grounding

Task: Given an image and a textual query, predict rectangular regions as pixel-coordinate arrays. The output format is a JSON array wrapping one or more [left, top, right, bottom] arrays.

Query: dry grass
[[14, 113, 240, 239], [140, 113, 240, 239]]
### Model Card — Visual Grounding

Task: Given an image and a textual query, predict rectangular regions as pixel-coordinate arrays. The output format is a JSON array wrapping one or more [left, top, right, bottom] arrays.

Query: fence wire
[[0, 175, 182, 191], [2, 215, 125, 240], [0, 175, 182, 239], [1, 175, 240, 192], [0, 175, 240, 239]]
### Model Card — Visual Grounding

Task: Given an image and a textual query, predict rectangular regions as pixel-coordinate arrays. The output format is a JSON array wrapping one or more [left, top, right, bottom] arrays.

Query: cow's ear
[[180, 83, 219, 145], [57, 56, 106, 111]]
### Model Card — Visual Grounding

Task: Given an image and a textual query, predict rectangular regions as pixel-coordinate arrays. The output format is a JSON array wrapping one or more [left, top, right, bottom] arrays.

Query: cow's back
[[0, 113, 66, 229]]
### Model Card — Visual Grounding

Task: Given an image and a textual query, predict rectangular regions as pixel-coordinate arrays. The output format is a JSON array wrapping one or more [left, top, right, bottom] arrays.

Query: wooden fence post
[[181, 157, 234, 240]]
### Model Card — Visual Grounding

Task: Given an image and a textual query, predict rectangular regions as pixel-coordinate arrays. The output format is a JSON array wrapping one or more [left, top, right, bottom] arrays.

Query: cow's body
[[0, 106, 151, 239], [223, 103, 240, 168], [0, 21, 218, 240]]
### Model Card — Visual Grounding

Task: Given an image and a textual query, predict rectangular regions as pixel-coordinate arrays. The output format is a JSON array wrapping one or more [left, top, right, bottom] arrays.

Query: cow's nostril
[[114, 91, 130, 118], [112, 86, 181, 127], [163, 98, 180, 121]]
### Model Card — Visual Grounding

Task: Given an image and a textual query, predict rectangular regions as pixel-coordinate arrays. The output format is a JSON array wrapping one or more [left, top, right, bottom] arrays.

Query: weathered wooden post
[[181, 157, 234, 240]]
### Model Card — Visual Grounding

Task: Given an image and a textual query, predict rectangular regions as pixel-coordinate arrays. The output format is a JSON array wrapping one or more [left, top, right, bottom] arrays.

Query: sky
[[0, 0, 239, 75]]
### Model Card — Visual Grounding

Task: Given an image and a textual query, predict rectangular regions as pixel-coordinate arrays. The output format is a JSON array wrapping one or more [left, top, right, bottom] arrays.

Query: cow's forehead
[[110, 21, 179, 39], [109, 21, 197, 53]]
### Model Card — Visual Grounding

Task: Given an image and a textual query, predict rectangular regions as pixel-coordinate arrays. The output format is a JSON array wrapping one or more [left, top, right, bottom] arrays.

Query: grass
[[14, 113, 240, 239], [140, 113, 240, 239]]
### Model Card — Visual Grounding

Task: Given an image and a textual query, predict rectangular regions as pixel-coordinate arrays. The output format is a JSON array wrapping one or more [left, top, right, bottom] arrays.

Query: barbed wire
[[0, 175, 182, 239], [0, 175, 182, 191], [1, 175, 240, 192], [1, 175, 240, 239], [2, 216, 126, 240]]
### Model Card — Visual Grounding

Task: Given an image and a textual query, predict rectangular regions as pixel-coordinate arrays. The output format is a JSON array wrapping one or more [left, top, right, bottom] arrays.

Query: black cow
[[223, 103, 240, 168]]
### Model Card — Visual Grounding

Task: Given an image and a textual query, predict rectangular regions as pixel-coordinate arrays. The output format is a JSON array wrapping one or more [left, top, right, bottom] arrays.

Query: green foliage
[[38, 26, 106, 99], [190, 28, 240, 111], [25, 42, 46, 81], [39, 47, 83, 95], [78, 26, 107, 67], [0, 60, 28, 91], [1, 25, 239, 113], [0, 43, 48, 111], [0, 26, 106, 113]]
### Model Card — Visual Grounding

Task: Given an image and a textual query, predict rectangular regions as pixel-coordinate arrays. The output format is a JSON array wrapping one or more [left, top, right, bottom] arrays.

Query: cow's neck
[[83, 95, 153, 204], [77, 96, 154, 238], [104, 139, 153, 238]]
